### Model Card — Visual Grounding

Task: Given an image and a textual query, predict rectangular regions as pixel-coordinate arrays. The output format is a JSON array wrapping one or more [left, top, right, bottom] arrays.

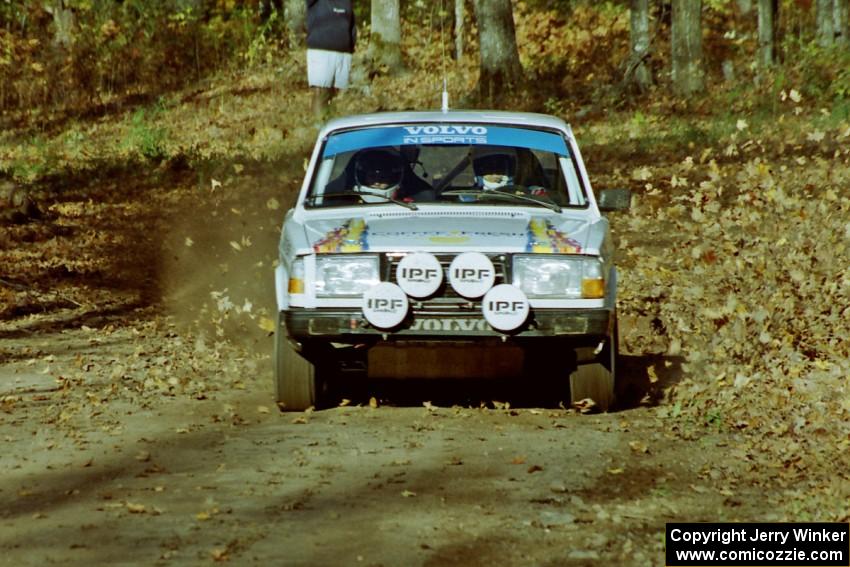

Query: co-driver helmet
[[472, 147, 516, 190]]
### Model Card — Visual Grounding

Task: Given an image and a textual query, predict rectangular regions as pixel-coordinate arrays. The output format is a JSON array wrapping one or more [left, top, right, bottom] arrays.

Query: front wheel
[[274, 312, 321, 411], [569, 324, 618, 412]]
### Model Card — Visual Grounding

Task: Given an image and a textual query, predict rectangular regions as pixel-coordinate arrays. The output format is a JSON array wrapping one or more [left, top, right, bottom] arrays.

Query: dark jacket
[[306, 0, 356, 53]]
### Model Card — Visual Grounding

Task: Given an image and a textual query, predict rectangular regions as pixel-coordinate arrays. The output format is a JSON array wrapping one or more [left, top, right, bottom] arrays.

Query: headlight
[[315, 255, 380, 297], [512, 255, 605, 299]]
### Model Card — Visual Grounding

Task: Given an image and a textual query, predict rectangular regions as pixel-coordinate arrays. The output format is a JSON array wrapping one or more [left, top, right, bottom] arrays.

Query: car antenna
[[440, 0, 449, 113]]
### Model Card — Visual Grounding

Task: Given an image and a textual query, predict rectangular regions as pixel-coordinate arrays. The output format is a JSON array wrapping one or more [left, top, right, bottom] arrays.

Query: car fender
[[277, 210, 312, 312], [275, 264, 289, 312]]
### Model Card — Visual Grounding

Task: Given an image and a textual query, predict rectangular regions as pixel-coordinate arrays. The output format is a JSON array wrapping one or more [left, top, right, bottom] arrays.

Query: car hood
[[303, 214, 594, 254]]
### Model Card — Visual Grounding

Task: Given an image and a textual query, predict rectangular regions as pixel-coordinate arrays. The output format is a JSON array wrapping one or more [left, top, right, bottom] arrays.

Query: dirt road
[[1, 318, 773, 567], [2, 149, 847, 565]]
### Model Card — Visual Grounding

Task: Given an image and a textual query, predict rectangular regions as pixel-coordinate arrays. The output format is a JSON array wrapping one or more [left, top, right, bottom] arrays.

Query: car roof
[[320, 110, 574, 139]]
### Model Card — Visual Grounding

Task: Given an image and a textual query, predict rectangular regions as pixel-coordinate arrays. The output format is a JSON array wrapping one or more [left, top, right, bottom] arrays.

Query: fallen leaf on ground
[[257, 317, 275, 333], [126, 502, 146, 513], [572, 398, 597, 413]]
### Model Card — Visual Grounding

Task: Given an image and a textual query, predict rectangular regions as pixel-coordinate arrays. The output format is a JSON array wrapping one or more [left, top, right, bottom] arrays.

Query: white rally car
[[274, 110, 630, 411]]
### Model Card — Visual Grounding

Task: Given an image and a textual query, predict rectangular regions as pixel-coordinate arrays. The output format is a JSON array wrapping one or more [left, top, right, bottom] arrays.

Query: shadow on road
[[323, 352, 685, 412]]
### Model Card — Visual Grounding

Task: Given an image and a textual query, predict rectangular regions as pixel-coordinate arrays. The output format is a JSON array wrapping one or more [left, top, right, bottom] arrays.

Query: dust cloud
[[158, 163, 303, 352]]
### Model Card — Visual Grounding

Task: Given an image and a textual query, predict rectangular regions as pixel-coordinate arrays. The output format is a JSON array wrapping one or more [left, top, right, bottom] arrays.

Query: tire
[[569, 322, 618, 412], [274, 312, 320, 412]]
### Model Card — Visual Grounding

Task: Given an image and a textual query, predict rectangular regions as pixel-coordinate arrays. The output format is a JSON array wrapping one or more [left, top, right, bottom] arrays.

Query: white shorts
[[307, 49, 352, 89]]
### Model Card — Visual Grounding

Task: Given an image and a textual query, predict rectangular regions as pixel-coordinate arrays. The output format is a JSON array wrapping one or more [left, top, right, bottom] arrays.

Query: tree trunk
[[285, 0, 305, 48], [817, 0, 834, 46], [629, 0, 652, 90], [835, 0, 849, 44], [50, 0, 76, 47], [474, 0, 523, 102], [0, 182, 41, 224], [671, 0, 704, 96], [369, 0, 405, 73], [737, 0, 753, 15], [757, 0, 778, 68], [455, 0, 465, 60]]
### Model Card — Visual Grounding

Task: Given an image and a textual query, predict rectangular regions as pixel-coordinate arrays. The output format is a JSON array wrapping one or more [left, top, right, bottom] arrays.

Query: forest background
[[1, 0, 850, 528]]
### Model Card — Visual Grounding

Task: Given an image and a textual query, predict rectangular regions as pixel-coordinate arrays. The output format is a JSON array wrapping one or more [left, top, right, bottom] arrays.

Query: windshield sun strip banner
[[322, 125, 568, 158]]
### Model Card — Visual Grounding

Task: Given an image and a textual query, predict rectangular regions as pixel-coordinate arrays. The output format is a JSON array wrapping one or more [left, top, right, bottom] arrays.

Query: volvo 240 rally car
[[274, 110, 630, 411]]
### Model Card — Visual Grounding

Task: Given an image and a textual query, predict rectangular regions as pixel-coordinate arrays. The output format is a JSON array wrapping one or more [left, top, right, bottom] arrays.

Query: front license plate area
[[367, 343, 524, 379]]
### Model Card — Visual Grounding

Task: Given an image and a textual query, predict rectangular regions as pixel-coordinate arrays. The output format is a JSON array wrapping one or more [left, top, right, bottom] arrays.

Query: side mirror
[[598, 188, 631, 212]]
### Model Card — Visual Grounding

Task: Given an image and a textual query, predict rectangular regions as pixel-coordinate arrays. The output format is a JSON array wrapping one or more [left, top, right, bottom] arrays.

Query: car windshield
[[304, 123, 589, 209]]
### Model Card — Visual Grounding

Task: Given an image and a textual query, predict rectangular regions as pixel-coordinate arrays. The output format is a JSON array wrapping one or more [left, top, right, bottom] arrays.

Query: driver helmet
[[354, 149, 405, 203], [473, 148, 515, 190]]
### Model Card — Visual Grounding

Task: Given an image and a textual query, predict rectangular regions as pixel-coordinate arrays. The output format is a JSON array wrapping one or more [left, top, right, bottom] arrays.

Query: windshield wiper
[[304, 191, 418, 211], [442, 187, 562, 213]]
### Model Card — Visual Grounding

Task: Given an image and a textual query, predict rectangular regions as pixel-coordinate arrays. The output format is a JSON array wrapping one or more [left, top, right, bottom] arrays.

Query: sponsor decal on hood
[[313, 219, 369, 253], [305, 216, 587, 253], [526, 218, 582, 253]]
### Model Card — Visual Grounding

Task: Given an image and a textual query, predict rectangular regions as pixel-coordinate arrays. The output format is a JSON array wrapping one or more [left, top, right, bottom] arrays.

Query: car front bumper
[[282, 307, 614, 343]]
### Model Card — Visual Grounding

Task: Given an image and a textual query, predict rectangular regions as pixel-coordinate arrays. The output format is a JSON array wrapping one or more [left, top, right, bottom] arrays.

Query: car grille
[[384, 253, 509, 310]]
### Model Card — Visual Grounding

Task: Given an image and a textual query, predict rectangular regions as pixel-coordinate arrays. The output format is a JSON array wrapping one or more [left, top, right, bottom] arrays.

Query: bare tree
[[369, 0, 405, 73], [455, 0, 465, 60], [285, 0, 305, 48], [474, 0, 523, 101], [49, 0, 76, 47], [0, 181, 41, 224], [835, 0, 849, 44], [671, 0, 704, 96], [758, 0, 778, 68], [817, 0, 835, 46], [628, 0, 652, 90]]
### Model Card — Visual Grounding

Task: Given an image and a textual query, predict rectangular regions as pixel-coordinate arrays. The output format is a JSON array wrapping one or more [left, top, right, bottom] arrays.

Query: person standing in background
[[306, 0, 357, 119]]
